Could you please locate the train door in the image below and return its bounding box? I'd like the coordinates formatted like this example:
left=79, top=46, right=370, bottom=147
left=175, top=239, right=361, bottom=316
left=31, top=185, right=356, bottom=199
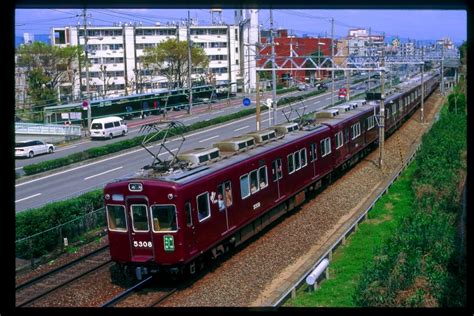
left=217, top=181, right=233, bottom=232
left=271, top=158, right=283, bottom=201
left=309, top=143, right=320, bottom=179
left=182, top=201, right=198, bottom=257
left=126, top=196, right=155, bottom=261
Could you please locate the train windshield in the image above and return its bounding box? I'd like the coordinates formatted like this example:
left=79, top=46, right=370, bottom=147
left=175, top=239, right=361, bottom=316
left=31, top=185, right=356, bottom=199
left=150, top=205, right=177, bottom=232
left=131, top=204, right=150, bottom=232
left=106, top=205, right=127, bottom=232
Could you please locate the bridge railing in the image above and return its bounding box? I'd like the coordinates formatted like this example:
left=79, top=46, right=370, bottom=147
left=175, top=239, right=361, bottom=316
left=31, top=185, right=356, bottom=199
left=15, top=122, right=82, bottom=136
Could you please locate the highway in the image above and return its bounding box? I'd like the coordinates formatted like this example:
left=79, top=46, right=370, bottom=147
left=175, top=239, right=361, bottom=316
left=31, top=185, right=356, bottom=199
left=15, top=78, right=372, bottom=212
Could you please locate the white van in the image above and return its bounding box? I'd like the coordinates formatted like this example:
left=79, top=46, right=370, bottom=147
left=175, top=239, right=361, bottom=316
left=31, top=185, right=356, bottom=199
left=90, top=116, right=128, bottom=139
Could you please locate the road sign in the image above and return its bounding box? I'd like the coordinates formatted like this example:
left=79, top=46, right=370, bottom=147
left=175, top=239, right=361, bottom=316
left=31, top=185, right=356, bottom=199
left=266, top=98, right=273, bottom=108
left=82, top=100, right=89, bottom=110
left=243, top=97, right=251, bottom=106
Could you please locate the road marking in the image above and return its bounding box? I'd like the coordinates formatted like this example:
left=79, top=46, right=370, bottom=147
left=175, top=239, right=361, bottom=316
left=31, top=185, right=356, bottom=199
left=15, top=193, right=41, bottom=203
left=234, top=125, right=249, bottom=132
left=314, top=100, right=321, bottom=104
left=84, top=166, right=123, bottom=180
left=55, top=145, right=77, bottom=152
left=213, top=110, right=224, bottom=114
left=175, top=115, right=185, bottom=118
left=199, top=135, right=219, bottom=143
left=157, top=148, right=178, bottom=156
left=15, top=166, right=23, bottom=171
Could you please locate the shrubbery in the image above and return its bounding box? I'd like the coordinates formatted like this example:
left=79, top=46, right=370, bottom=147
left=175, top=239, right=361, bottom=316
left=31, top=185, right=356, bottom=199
left=354, top=91, right=467, bottom=307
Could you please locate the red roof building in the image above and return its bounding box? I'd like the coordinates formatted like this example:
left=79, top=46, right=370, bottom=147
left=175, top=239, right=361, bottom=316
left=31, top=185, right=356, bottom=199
left=258, top=31, right=333, bottom=84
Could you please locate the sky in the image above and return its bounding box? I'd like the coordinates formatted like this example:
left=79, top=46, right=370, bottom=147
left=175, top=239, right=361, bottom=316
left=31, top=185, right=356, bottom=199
left=15, top=8, right=467, bottom=45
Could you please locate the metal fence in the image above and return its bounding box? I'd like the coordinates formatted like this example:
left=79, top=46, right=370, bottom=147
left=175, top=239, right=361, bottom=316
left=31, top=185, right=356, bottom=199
left=15, top=122, right=82, bottom=136
left=15, top=208, right=106, bottom=271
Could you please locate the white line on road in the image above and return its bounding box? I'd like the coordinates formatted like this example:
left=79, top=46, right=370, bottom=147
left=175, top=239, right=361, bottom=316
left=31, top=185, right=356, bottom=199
left=199, top=135, right=219, bottom=143
left=15, top=193, right=41, bottom=203
left=234, top=125, right=249, bottom=132
left=55, top=145, right=77, bottom=152
left=84, top=166, right=123, bottom=180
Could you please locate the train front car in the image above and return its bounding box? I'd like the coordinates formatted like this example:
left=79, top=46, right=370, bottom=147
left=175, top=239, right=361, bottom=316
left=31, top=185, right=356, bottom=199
left=104, top=178, right=184, bottom=279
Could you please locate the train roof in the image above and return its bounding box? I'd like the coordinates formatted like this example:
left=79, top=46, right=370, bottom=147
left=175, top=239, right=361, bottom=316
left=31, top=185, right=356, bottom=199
left=116, top=71, right=438, bottom=186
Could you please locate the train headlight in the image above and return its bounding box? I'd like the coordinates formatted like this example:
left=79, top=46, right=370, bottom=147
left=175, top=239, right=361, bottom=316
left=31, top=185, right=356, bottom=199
left=167, top=193, right=174, bottom=200
left=104, top=194, right=110, bottom=200
left=129, top=183, right=143, bottom=192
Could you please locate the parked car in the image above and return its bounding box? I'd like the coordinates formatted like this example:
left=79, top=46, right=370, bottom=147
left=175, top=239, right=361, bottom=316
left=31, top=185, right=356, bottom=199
left=15, top=140, right=55, bottom=158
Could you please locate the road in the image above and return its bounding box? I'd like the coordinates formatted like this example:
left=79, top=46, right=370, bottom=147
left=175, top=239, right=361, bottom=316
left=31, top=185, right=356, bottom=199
left=15, top=78, right=372, bottom=212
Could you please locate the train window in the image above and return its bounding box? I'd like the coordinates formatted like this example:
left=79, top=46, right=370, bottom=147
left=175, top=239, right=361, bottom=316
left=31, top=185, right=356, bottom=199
left=300, top=149, right=307, bottom=167
left=106, top=205, right=127, bottom=232
left=309, top=143, right=317, bottom=162
left=335, top=131, right=343, bottom=149
left=218, top=181, right=233, bottom=207
left=258, top=166, right=268, bottom=189
left=351, top=123, right=361, bottom=140
left=294, top=151, right=301, bottom=170
left=344, top=128, right=350, bottom=144
left=250, top=170, right=259, bottom=194
left=240, top=174, right=250, bottom=199
left=287, top=154, right=295, bottom=174
left=185, top=202, right=193, bottom=227
left=367, top=116, right=375, bottom=130
left=272, top=159, right=283, bottom=181
left=392, top=103, right=397, bottom=115
left=151, top=205, right=178, bottom=232
left=320, top=138, right=331, bottom=157
left=131, top=204, right=149, bottom=232
left=196, top=192, right=211, bottom=222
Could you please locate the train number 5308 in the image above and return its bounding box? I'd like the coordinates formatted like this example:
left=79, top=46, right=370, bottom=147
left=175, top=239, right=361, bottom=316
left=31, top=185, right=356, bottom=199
left=133, top=241, right=152, bottom=248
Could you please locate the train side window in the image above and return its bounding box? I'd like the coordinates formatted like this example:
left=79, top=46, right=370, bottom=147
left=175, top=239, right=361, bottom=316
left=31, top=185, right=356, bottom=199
left=287, top=153, right=295, bottom=174
left=185, top=202, right=192, bottom=227
left=218, top=181, right=233, bottom=208
left=294, top=151, right=301, bottom=170
left=131, top=204, right=149, bottom=232
left=258, top=166, right=268, bottom=189
left=249, top=170, right=259, bottom=194
left=335, top=131, right=343, bottom=149
left=151, top=204, right=177, bottom=232
left=309, top=143, right=317, bottom=162
left=320, top=138, right=331, bottom=157
left=240, top=174, right=250, bottom=199
left=300, top=148, right=307, bottom=167
left=106, top=204, right=127, bottom=232
left=344, top=128, right=350, bottom=143
left=272, top=159, right=283, bottom=181
left=196, top=192, right=211, bottom=222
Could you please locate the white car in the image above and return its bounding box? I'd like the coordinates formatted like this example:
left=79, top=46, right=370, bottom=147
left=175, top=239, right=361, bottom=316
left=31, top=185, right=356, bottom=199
left=15, top=140, right=55, bottom=158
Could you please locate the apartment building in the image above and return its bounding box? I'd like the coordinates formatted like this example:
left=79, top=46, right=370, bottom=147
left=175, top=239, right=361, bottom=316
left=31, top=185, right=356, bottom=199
left=51, top=22, right=240, bottom=99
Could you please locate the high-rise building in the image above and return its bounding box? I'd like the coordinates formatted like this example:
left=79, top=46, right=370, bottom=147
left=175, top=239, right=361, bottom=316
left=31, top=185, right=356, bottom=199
left=51, top=21, right=240, bottom=99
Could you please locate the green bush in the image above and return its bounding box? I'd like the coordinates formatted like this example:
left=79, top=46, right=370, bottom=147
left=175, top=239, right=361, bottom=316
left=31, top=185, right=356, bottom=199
left=354, top=92, right=467, bottom=307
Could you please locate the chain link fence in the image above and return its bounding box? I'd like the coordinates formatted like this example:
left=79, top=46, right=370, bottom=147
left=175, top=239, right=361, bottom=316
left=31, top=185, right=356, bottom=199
left=15, top=208, right=106, bottom=272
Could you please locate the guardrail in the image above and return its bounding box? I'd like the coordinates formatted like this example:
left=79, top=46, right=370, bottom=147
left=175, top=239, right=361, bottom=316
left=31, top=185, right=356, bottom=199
left=271, top=139, right=423, bottom=307
left=15, top=122, right=82, bottom=136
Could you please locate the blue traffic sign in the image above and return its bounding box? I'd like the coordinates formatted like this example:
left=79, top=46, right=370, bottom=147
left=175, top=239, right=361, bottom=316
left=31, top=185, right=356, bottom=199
left=243, top=97, right=251, bottom=106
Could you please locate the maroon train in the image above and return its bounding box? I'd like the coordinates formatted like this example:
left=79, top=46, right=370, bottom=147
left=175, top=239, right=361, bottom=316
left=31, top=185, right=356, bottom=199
left=104, top=72, right=440, bottom=279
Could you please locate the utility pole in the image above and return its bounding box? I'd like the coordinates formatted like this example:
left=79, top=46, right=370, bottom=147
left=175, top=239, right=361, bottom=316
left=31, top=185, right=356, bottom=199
left=441, top=43, right=445, bottom=95
left=421, top=46, right=424, bottom=123
left=270, top=9, right=277, bottom=126
left=187, top=10, right=192, bottom=115
left=378, top=49, right=385, bottom=168
left=82, top=8, right=91, bottom=133
left=368, top=27, right=372, bottom=92
left=256, top=71, right=261, bottom=131
left=330, top=18, right=335, bottom=106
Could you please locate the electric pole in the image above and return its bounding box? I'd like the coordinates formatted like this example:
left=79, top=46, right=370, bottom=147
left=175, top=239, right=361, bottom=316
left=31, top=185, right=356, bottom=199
left=82, top=9, right=91, bottom=133
left=441, top=43, right=445, bottom=95
left=330, top=18, right=335, bottom=106
left=256, top=71, right=261, bottom=131
left=187, top=10, right=193, bottom=115
left=368, top=27, right=372, bottom=93
left=378, top=49, right=385, bottom=168
left=270, top=9, right=277, bottom=126
left=421, top=46, right=424, bottom=123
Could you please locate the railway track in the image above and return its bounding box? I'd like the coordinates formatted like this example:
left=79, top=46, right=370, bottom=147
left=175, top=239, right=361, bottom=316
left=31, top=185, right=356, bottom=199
left=102, top=276, right=177, bottom=307
left=16, top=245, right=111, bottom=307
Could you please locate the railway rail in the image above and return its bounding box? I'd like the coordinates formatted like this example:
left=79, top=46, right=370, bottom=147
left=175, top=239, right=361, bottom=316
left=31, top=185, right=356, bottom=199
left=16, top=245, right=111, bottom=307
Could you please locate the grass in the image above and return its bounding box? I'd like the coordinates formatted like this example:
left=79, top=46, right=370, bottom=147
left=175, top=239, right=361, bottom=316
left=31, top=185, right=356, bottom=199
left=285, top=162, right=417, bottom=307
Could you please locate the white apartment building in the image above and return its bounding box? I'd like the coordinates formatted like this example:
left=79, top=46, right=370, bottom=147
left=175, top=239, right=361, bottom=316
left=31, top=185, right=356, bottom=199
left=347, top=28, right=385, bottom=57
left=51, top=22, right=240, bottom=99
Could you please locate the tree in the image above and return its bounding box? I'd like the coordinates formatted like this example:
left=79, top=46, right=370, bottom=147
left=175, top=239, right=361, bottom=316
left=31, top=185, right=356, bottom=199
left=16, top=42, right=84, bottom=110
left=141, top=39, right=209, bottom=91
